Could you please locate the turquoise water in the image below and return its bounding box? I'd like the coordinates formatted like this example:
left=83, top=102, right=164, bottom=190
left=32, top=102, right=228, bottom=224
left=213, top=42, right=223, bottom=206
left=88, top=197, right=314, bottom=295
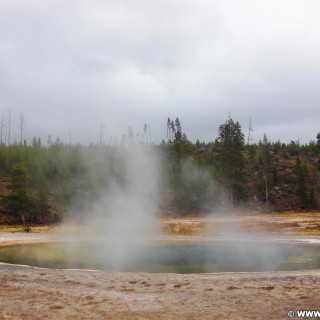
left=1, top=241, right=320, bottom=273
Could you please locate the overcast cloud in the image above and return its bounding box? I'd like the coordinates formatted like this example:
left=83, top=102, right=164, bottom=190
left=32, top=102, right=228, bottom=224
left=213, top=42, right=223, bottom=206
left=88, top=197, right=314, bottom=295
left=0, top=0, right=319, bottom=145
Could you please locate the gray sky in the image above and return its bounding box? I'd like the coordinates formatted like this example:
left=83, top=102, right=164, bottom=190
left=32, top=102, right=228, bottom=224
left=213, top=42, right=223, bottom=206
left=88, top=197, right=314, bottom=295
left=1, top=0, right=320, bottom=145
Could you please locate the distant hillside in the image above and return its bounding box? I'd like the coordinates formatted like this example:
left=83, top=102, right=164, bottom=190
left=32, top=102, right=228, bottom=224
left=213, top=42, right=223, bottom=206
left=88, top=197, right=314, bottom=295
left=0, top=117, right=319, bottom=225
left=245, top=148, right=320, bottom=212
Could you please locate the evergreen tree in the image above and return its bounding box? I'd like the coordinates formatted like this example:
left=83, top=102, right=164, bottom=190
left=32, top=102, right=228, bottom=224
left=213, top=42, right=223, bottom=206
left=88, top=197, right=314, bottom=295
left=1, top=163, right=33, bottom=227
left=172, top=117, right=192, bottom=159
left=47, top=134, right=52, bottom=147
left=216, top=118, right=247, bottom=203
left=127, top=126, right=134, bottom=144
left=173, top=117, right=183, bottom=158
left=167, top=118, right=175, bottom=144
left=32, top=136, right=38, bottom=148
left=316, top=132, right=320, bottom=156
left=263, top=134, right=270, bottom=207
left=35, top=169, right=50, bottom=221
left=166, top=117, right=192, bottom=158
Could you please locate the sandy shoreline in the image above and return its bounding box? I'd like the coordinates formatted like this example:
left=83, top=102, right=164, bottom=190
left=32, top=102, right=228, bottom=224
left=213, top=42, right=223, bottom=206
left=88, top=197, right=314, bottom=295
left=1, top=215, right=320, bottom=319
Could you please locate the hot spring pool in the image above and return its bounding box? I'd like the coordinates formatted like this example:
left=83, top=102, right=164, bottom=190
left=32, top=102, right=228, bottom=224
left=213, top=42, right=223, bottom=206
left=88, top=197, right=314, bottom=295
left=1, top=240, right=320, bottom=273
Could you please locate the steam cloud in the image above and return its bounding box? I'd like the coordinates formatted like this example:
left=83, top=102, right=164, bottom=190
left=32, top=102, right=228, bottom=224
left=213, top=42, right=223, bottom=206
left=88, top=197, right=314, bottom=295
left=64, top=144, right=162, bottom=270
left=57, top=145, right=309, bottom=273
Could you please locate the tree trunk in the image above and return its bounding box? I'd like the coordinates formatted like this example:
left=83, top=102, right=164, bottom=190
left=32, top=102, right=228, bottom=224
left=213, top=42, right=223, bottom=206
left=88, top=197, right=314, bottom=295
left=21, top=212, right=26, bottom=226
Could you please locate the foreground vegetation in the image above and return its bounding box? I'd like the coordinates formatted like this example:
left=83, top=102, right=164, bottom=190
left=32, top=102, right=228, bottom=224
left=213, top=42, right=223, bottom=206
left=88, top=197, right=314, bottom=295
left=0, top=117, right=320, bottom=226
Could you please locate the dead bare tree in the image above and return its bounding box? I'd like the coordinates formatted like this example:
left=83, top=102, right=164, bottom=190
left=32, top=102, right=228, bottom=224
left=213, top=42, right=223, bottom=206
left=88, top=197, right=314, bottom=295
left=20, top=113, right=25, bottom=145
left=8, top=107, right=12, bottom=146
left=0, top=115, right=5, bottom=145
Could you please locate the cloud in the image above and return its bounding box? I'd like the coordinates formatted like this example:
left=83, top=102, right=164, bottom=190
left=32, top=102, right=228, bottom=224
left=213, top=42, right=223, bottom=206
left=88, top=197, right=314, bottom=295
left=0, top=0, right=319, bottom=144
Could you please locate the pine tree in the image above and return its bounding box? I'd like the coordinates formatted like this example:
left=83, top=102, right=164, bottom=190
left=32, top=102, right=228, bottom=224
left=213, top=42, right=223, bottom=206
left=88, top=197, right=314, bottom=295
left=32, top=136, right=38, bottom=148
left=1, top=163, right=33, bottom=228
left=263, top=134, right=270, bottom=207
left=36, top=169, right=50, bottom=221
left=216, top=118, right=246, bottom=203
left=296, top=156, right=310, bottom=208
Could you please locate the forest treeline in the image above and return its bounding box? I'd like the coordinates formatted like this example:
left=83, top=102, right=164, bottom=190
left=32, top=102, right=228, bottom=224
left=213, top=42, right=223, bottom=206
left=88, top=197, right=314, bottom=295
left=1, top=117, right=320, bottom=226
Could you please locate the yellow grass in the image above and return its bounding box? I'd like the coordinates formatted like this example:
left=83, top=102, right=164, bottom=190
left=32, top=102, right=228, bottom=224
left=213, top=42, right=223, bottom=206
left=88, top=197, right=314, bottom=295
left=0, top=224, right=55, bottom=233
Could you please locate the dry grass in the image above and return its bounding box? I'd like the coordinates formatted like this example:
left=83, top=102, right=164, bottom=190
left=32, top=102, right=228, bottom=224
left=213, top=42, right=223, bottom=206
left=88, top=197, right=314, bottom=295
left=293, top=228, right=320, bottom=236
left=162, top=216, right=205, bottom=235
left=1, top=211, right=320, bottom=237
left=242, top=221, right=301, bottom=233
left=0, top=225, right=26, bottom=232
left=0, top=224, right=55, bottom=233
left=164, top=222, right=204, bottom=235
left=0, top=224, right=76, bottom=233
left=268, top=211, right=320, bottom=218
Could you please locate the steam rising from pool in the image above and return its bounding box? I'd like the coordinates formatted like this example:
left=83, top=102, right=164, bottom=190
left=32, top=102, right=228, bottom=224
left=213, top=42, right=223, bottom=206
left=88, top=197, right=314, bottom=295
left=65, top=144, right=162, bottom=270
left=51, top=144, right=320, bottom=273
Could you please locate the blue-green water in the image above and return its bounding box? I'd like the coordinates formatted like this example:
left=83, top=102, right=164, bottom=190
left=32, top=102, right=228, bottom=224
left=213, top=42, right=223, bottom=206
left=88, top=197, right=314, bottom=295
left=1, top=241, right=320, bottom=273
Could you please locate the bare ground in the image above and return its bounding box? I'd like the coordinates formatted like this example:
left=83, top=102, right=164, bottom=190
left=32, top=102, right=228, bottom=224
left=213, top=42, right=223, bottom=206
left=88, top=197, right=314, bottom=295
left=1, top=212, right=320, bottom=320
left=1, top=264, right=320, bottom=320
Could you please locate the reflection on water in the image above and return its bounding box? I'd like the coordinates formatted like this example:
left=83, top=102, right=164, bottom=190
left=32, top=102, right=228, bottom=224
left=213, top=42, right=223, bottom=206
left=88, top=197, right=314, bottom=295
left=1, top=241, right=320, bottom=273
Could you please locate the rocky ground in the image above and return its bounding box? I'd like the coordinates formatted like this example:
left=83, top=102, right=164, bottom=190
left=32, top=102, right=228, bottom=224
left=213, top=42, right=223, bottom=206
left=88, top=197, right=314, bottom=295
left=0, top=212, right=320, bottom=320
